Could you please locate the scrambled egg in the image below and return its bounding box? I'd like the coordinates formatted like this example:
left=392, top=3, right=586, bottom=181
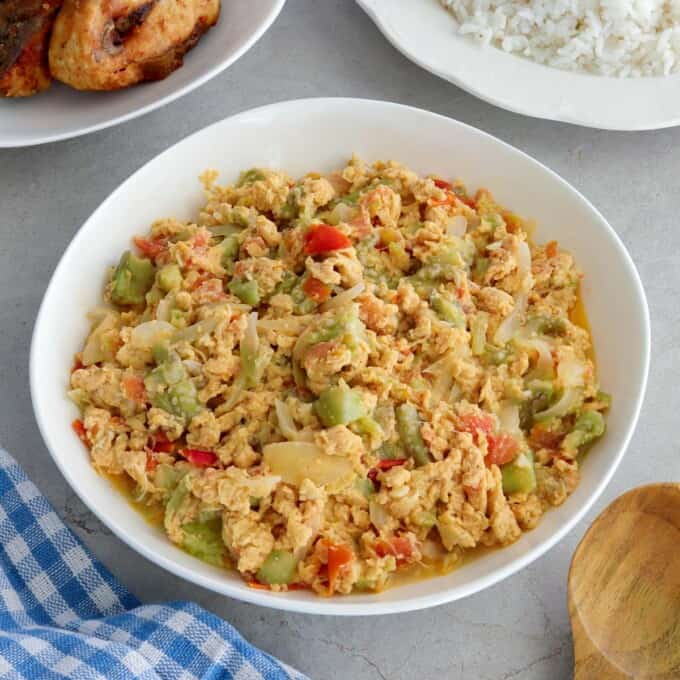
left=69, top=158, right=609, bottom=596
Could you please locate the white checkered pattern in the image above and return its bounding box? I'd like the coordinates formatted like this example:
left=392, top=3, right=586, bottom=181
left=0, top=449, right=307, bottom=680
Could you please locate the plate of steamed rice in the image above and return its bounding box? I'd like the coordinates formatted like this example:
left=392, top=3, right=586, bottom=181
left=357, top=0, right=680, bottom=130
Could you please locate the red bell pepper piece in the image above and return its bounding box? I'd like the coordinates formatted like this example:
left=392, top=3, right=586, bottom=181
left=133, top=236, right=168, bottom=260
left=181, top=449, right=218, bottom=467
left=151, top=431, right=174, bottom=453
left=72, top=420, right=88, bottom=445
left=304, top=225, right=351, bottom=255
left=302, top=276, right=331, bottom=302
left=326, top=542, right=354, bottom=593
left=485, top=433, right=520, bottom=467
left=375, top=536, right=415, bottom=565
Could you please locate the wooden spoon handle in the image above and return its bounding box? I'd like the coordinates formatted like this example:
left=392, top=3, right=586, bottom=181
left=572, top=624, right=629, bottom=680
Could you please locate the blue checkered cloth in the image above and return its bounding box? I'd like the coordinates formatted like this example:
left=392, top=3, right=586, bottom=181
left=0, top=448, right=308, bottom=680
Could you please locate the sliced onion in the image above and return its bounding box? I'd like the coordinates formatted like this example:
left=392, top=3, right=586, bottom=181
left=172, top=317, right=218, bottom=344
left=82, top=313, right=119, bottom=366
left=516, top=240, right=533, bottom=291
left=331, top=202, right=356, bottom=225
left=448, top=384, right=462, bottom=404
left=87, top=306, right=117, bottom=327
left=557, top=353, right=586, bottom=389
left=516, top=240, right=531, bottom=277
left=182, top=359, right=202, bottom=376
left=262, top=441, right=353, bottom=487
left=494, top=293, right=527, bottom=345
left=498, top=402, right=520, bottom=434
left=431, top=371, right=454, bottom=404
left=222, top=378, right=244, bottom=411
left=274, top=401, right=315, bottom=442
left=208, top=224, right=241, bottom=237
left=513, top=452, right=532, bottom=470
left=421, top=538, right=446, bottom=561
left=275, top=399, right=300, bottom=441
left=242, top=311, right=259, bottom=354
left=446, top=215, right=467, bottom=238
left=156, top=294, right=174, bottom=322
left=534, top=388, right=581, bottom=422
left=519, top=337, right=554, bottom=377
left=131, top=320, right=175, bottom=349
left=320, top=282, right=365, bottom=312
left=238, top=474, right=281, bottom=499
left=424, top=352, right=456, bottom=403
left=423, top=350, right=455, bottom=375
left=369, top=500, right=391, bottom=531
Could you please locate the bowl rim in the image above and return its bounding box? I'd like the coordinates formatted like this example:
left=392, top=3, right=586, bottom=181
left=30, top=97, right=651, bottom=615
left=356, top=0, right=680, bottom=131
left=0, top=0, right=286, bottom=148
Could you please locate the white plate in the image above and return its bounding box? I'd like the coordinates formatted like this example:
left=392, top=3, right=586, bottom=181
left=31, top=98, right=649, bottom=615
left=357, top=0, right=680, bottom=131
left=0, top=0, right=285, bottom=148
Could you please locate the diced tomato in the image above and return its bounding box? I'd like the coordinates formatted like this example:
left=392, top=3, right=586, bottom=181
left=304, top=224, right=352, bottom=255
left=429, top=193, right=457, bottom=208
left=302, top=276, right=331, bottom=303
left=152, top=441, right=173, bottom=453
left=181, top=449, right=218, bottom=467
left=151, top=431, right=174, bottom=453
left=133, top=236, right=167, bottom=260
left=326, top=542, right=354, bottom=593
left=459, top=190, right=478, bottom=208
left=188, top=274, right=209, bottom=291
left=367, top=458, right=407, bottom=485
left=486, top=433, right=520, bottom=467
left=502, top=212, right=523, bottom=232
left=375, top=536, right=415, bottom=565
left=433, top=178, right=452, bottom=190
left=146, top=454, right=159, bottom=472
left=377, top=458, right=407, bottom=470
left=546, top=240, right=559, bottom=259
left=530, top=424, right=563, bottom=451
left=192, top=230, right=209, bottom=249
left=459, top=413, right=495, bottom=444
left=122, top=374, right=147, bottom=404
left=72, top=420, right=88, bottom=445
left=71, top=358, right=84, bottom=373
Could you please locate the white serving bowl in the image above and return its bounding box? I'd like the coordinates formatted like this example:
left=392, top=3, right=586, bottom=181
left=357, top=0, right=680, bottom=131
left=0, top=0, right=285, bottom=148
left=31, top=98, right=649, bottom=615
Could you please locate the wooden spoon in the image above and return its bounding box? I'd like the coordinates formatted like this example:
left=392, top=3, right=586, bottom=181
left=568, top=484, right=680, bottom=679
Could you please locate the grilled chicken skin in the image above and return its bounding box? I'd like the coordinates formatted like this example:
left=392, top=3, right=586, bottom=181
left=49, top=0, right=220, bottom=91
left=0, top=0, right=62, bottom=97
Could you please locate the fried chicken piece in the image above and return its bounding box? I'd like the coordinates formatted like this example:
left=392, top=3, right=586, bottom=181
left=0, top=0, right=62, bottom=97
left=49, top=0, right=220, bottom=91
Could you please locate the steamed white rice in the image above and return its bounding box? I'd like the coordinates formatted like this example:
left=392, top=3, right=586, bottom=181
left=439, top=0, right=680, bottom=76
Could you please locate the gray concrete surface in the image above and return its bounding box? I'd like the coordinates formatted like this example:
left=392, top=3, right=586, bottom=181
left=0, top=1, right=677, bottom=678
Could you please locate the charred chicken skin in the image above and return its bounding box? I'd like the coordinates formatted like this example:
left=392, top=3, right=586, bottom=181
left=0, top=0, right=63, bottom=97
left=48, top=0, right=220, bottom=91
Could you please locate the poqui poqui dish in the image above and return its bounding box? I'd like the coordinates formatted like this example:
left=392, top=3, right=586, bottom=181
left=69, top=157, right=610, bottom=595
